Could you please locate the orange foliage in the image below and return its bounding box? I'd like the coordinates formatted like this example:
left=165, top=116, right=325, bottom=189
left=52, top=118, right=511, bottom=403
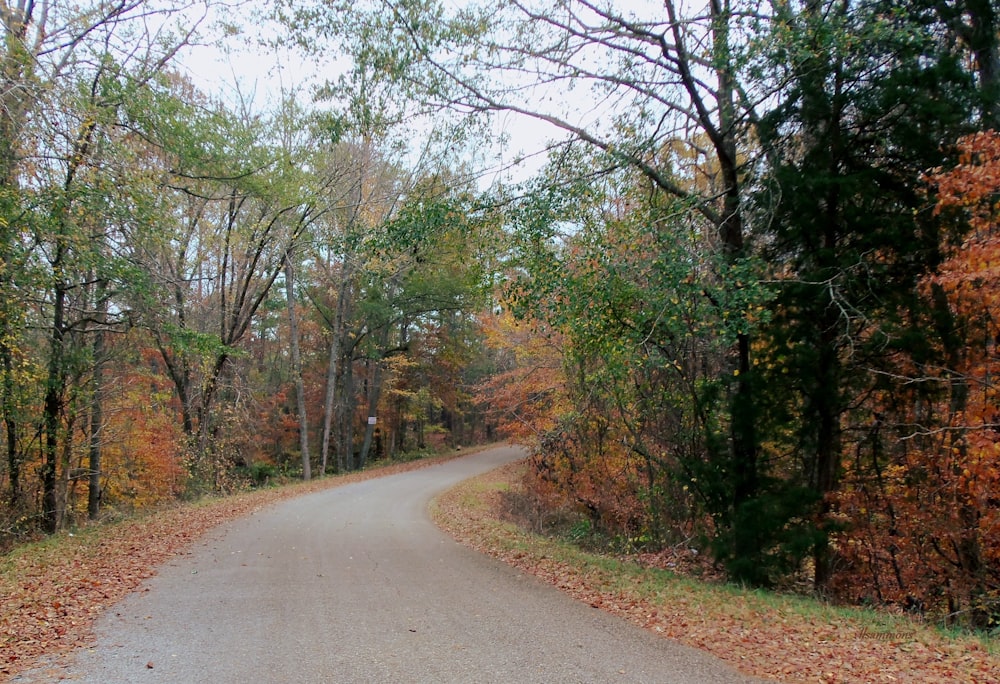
left=932, top=130, right=1000, bottom=234
left=833, top=131, right=1000, bottom=626
left=251, top=388, right=297, bottom=465
left=476, top=308, right=684, bottom=541
left=528, top=418, right=656, bottom=540
left=98, top=347, right=187, bottom=510
left=476, top=310, right=570, bottom=442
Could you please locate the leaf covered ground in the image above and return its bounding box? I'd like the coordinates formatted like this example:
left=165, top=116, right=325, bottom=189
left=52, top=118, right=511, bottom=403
left=0, top=453, right=466, bottom=682
left=430, top=461, right=1000, bottom=684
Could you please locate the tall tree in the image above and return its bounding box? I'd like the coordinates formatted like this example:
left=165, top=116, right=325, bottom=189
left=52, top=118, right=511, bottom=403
left=122, top=79, right=319, bottom=485
left=751, top=0, right=980, bottom=588
left=831, top=131, right=1000, bottom=628
left=0, top=0, right=37, bottom=514
left=283, top=250, right=311, bottom=479
left=282, top=0, right=781, bottom=581
left=353, top=179, right=488, bottom=466
left=1, top=0, right=201, bottom=531
left=281, top=0, right=998, bottom=589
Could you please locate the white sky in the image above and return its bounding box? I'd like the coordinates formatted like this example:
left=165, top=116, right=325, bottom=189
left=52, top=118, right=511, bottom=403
left=173, top=2, right=571, bottom=189
left=177, top=11, right=318, bottom=113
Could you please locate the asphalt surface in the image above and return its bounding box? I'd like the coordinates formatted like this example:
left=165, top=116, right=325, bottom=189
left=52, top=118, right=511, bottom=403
left=22, top=445, right=763, bottom=683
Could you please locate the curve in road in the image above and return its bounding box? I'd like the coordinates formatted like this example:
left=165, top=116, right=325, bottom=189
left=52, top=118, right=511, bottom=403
left=22, top=445, right=764, bottom=683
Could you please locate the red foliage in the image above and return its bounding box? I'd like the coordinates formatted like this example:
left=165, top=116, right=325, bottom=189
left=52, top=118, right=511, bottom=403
left=97, top=345, right=187, bottom=510
left=832, top=132, right=1000, bottom=627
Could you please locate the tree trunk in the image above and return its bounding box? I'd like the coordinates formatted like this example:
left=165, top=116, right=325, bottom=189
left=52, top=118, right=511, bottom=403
left=812, top=318, right=843, bottom=589
left=42, top=280, right=67, bottom=533
left=801, top=0, right=847, bottom=592
left=42, top=110, right=97, bottom=531
left=703, top=0, right=760, bottom=576
left=1, top=0, right=34, bottom=515
left=338, top=350, right=356, bottom=470
left=319, top=334, right=339, bottom=474
left=930, top=282, right=987, bottom=627
left=196, top=353, right=228, bottom=457
left=320, top=258, right=354, bottom=474
left=88, top=286, right=108, bottom=519
left=2, top=346, right=18, bottom=510
left=284, top=254, right=311, bottom=480
left=57, top=402, right=77, bottom=530
left=358, top=357, right=384, bottom=468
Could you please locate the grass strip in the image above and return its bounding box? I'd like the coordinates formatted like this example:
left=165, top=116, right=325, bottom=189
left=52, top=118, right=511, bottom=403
left=430, top=461, right=1000, bottom=684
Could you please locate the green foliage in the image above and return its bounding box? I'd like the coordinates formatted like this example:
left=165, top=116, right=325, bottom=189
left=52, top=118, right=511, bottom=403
left=749, top=0, right=982, bottom=589
left=712, top=482, right=824, bottom=587
left=240, top=461, right=279, bottom=487
left=1, top=0, right=993, bottom=634
left=500, top=147, right=782, bottom=567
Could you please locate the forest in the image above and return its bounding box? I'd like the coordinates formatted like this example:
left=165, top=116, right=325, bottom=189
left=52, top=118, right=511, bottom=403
left=1, top=0, right=999, bottom=632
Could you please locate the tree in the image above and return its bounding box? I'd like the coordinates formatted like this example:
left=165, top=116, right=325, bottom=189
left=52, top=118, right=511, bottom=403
left=274, top=97, right=334, bottom=482
left=353, top=179, right=488, bottom=465
left=121, top=78, right=319, bottom=487
left=830, top=131, right=1000, bottom=629
left=1, top=0, right=201, bottom=531
left=0, top=0, right=501, bottom=539
left=305, top=135, right=401, bottom=474
left=748, top=0, right=983, bottom=588
left=282, top=0, right=1000, bottom=591
left=493, top=145, right=770, bottom=550
left=282, top=0, right=784, bottom=582
left=0, top=0, right=39, bottom=514
left=283, top=250, right=311, bottom=480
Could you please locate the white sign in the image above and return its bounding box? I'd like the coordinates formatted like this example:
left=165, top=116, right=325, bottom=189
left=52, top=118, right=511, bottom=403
left=367, top=416, right=377, bottom=425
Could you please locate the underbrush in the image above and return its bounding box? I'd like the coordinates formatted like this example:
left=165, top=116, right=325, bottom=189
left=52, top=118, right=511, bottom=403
left=495, top=469, right=725, bottom=580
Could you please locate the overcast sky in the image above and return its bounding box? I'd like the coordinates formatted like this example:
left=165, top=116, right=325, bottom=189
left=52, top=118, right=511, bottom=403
left=174, top=2, right=562, bottom=189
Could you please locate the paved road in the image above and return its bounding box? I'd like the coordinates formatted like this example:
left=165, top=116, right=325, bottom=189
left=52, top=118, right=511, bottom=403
left=26, top=445, right=762, bottom=683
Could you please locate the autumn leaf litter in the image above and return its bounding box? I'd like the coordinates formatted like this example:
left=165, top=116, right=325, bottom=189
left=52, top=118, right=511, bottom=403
left=4, top=453, right=997, bottom=683
left=430, top=461, right=1000, bottom=684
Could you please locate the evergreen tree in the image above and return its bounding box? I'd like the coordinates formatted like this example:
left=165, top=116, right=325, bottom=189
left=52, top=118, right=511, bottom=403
left=753, top=0, right=979, bottom=588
